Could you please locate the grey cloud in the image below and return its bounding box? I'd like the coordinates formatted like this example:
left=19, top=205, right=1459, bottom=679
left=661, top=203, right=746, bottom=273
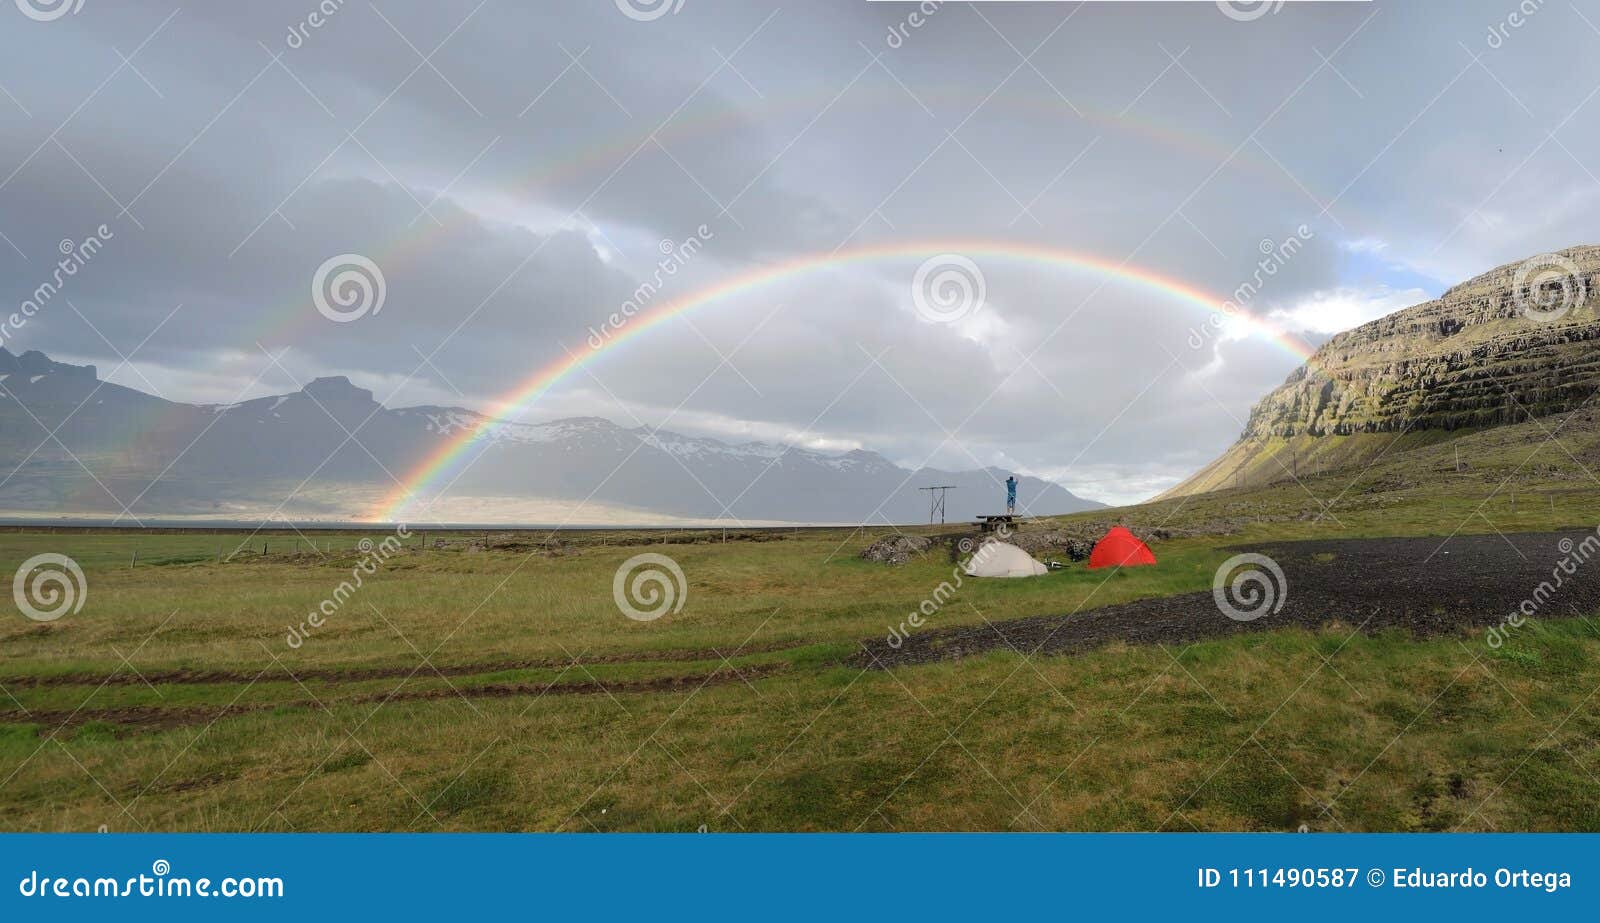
left=1, top=0, right=1589, bottom=504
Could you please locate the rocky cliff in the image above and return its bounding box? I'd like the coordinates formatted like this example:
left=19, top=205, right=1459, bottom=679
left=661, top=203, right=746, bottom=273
left=1164, top=245, right=1600, bottom=498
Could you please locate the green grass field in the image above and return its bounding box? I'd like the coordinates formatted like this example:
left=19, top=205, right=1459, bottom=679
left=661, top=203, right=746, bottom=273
left=4, top=410, right=1600, bottom=831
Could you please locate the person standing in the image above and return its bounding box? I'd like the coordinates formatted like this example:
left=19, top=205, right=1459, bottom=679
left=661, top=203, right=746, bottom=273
left=1005, top=475, right=1017, bottom=515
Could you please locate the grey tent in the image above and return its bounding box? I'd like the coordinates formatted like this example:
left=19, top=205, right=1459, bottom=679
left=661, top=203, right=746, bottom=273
left=963, top=541, right=1048, bottom=578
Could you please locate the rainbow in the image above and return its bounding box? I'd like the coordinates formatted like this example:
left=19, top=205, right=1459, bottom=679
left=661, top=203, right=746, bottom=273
left=371, top=241, right=1316, bottom=522
left=256, top=88, right=1356, bottom=352
left=505, top=90, right=1298, bottom=210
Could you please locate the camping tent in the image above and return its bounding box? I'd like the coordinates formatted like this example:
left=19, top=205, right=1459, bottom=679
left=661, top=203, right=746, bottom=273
left=1087, top=526, right=1157, bottom=569
left=963, top=541, right=1048, bottom=578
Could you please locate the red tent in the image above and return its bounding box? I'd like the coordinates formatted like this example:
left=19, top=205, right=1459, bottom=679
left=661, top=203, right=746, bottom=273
left=1087, top=526, right=1157, bottom=569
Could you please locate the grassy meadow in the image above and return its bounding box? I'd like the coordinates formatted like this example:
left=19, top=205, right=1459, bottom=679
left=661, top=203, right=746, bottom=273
left=3, top=409, right=1600, bottom=831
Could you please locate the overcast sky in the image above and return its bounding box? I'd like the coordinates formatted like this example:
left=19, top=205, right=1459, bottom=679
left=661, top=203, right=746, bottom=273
left=2, top=0, right=1596, bottom=505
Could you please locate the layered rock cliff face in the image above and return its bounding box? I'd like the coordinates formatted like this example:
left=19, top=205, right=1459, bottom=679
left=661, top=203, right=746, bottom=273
left=1165, top=245, right=1600, bottom=498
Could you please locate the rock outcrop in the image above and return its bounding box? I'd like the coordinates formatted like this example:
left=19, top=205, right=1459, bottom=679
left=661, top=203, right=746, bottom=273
left=1165, top=245, right=1600, bottom=498
left=859, top=534, right=932, bottom=565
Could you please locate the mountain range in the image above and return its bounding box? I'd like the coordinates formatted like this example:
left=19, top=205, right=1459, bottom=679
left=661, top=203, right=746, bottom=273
left=0, top=348, right=1102, bottom=524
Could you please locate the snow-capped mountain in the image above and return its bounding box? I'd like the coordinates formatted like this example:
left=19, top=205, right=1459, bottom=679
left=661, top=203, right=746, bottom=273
left=0, top=348, right=1103, bottom=523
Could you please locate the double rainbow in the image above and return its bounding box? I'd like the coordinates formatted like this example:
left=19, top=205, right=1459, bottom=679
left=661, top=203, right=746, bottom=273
left=371, top=241, right=1315, bottom=522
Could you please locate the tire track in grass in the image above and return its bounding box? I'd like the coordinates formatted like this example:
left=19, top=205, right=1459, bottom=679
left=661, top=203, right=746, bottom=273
left=1, top=663, right=791, bottom=734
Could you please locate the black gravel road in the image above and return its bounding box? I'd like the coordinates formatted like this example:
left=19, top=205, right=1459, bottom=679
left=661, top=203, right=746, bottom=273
left=854, top=530, right=1600, bottom=669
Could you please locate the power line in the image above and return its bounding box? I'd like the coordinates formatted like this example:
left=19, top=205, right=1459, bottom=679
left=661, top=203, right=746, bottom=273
left=917, top=485, right=958, bottom=524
